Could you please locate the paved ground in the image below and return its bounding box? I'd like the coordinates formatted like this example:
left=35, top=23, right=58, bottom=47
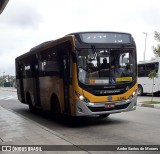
left=0, top=106, right=88, bottom=154
left=0, top=88, right=89, bottom=153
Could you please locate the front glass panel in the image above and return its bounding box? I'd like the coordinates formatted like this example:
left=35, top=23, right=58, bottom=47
left=77, top=48, right=136, bottom=85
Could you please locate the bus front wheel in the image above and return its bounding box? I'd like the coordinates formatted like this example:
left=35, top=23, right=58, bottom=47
left=99, top=114, right=110, bottom=118
left=138, top=85, right=143, bottom=96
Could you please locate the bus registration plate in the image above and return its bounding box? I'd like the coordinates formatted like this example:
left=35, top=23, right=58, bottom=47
left=105, top=104, right=115, bottom=108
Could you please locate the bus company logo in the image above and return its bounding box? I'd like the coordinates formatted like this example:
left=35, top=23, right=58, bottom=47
left=106, top=90, right=120, bottom=94
left=2, top=146, right=12, bottom=151
left=104, top=86, right=115, bottom=89
left=108, top=96, right=112, bottom=101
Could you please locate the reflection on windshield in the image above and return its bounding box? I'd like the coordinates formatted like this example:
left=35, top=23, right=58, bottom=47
left=77, top=48, right=136, bottom=85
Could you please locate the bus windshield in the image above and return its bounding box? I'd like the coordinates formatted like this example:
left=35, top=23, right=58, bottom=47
left=77, top=48, right=136, bottom=85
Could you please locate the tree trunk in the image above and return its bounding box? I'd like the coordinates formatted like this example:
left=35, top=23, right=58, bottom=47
left=151, top=78, right=154, bottom=102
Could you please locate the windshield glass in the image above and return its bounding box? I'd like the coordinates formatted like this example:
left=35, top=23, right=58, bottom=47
left=77, top=48, right=136, bottom=85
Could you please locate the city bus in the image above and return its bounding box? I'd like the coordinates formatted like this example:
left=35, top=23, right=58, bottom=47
left=16, top=32, right=137, bottom=117
left=138, top=58, right=160, bottom=96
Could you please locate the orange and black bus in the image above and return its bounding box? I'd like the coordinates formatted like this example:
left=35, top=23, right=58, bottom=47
left=16, top=32, right=137, bottom=117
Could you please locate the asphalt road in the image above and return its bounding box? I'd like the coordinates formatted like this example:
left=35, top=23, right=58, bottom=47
left=0, top=90, right=160, bottom=154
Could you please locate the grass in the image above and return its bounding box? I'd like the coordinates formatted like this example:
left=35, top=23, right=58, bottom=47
left=141, top=101, right=160, bottom=104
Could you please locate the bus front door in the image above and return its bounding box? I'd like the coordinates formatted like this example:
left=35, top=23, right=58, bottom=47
left=63, top=52, right=71, bottom=114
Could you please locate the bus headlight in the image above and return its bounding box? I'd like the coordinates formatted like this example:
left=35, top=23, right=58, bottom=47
left=132, top=88, right=138, bottom=97
left=128, top=89, right=137, bottom=101
left=75, top=91, right=89, bottom=102
left=79, top=95, right=85, bottom=101
left=79, top=95, right=89, bottom=102
left=132, top=91, right=136, bottom=97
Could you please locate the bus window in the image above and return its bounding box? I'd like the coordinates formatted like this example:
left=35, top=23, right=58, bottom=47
left=39, top=48, right=59, bottom=75
left=146, top=63, right=159, bottom=75
left=138, top=65, right=146, bottom=77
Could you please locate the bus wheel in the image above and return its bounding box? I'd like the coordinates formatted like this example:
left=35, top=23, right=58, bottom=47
left=27, top=94, right=36, bottom=112
left=51, top=96, right=60, bottom=117
left=138, top=85, right=143, bottom=96
left=99, top=114, right=110, bottom=118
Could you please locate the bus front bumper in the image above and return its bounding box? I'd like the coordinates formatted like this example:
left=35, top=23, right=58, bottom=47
left=75, top=96, right=137, bottom=116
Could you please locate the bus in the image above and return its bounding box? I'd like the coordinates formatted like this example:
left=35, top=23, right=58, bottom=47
left=138, top=58, right=160, bottom=96
left=16, top=32, right=137, bottom=117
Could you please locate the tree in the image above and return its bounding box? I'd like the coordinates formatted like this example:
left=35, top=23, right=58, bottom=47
left=153, top=31, right=160, bottom=57
left=148, top=70, right=158, bottom=101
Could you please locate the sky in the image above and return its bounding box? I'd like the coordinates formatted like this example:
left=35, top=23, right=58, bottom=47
left=0, top=0, right=160, bottom=76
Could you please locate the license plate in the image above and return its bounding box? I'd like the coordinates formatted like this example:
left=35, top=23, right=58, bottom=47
left=105, top=104, right=115, bottom=108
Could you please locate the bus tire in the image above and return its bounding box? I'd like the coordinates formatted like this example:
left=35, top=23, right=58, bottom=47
left=99, top=114, right=110, bottom=118
left=27, top=93, right=36, bottom=112
left=138, top=84, right=143, bottom=96
left=51, top=95, right=61, bottom=117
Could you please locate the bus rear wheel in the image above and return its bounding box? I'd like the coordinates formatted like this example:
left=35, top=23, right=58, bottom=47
left=51, top=96, right=61, bottom=117
left=27, top=94, right=36, bottom=112
left=138, top=85, right=143, bottom=96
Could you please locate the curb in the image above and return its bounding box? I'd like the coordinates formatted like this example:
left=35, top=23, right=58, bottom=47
left=137, top=103, right=160, bottom=109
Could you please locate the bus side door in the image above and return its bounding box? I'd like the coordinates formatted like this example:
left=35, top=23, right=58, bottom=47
left=59, top=42, right=72, bottom=114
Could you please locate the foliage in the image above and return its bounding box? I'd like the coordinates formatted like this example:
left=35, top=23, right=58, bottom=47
left=154, top=31, right=160, bottom=42
left=148, top=70, right=158, bottom=101
left=148, top=70, right=158, bottom=79
left=153, top=31, right=160, bottom=57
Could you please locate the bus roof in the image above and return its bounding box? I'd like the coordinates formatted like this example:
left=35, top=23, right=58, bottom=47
left=16, top=35, right=74, bottom=61
left=16, top=31, right=135, bottom=61
left=68, top=31, right=132, bottom=35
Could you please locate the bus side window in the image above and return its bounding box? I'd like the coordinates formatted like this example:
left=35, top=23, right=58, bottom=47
left=39, top=48, right=59, bottom=75
left=155, top=63, right=159, bottom=73
left=138, top=65, right=145, bottom=77
left=145, top=63, right=158, bottom=76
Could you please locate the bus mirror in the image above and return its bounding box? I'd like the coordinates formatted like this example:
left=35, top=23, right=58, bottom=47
left=72, top=52, right=77, bottom=63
